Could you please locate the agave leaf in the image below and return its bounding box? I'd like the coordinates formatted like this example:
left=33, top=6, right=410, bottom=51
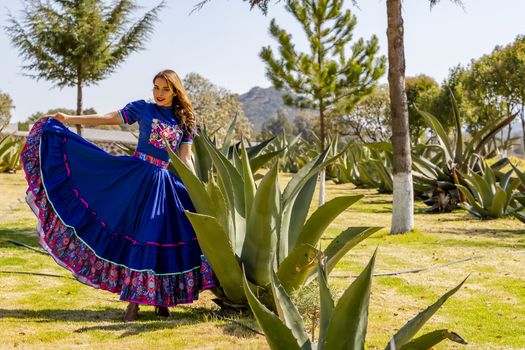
left=397, top=329, right=467, bottom=350
left=512, top=211, right=525, bottom=223
left=317, top=255, right=334, bottom=350
left=324, top=226, right=382, bottom=274
left=270, top=269, right=311, bottom=347
left=240, top=141, right=256, bottom=222
left=323, top=250, right=377, bottom=350
left=511, top=163, right=525, bottom=186
left=280, top=147, right=346, bottom=260
left=286, top=174, right=318, bottom=258
left=417, top=107, right=454, bottom=164
left=279, top=148, right=329, bottom=261
left=449, top=91, right=464, bottom=165
left=200, top=134, right=246, bottom=218
left=386, top=276, right=468, bottom=349
left=468, top=172, right=492, bottom=209
left=246, top=136, right=276, bottom=158
left=499, top=168, right=513, bottom=190
left=242, top=163, right=280, bottom=286
left=221, top=113, right=238, bottom=156
left=483, top=165, right=497, bottom=193
left=192, top=134, right=212, bottom=182
left=489, top=185, right=507, bottom=218
left=505, top=178, right=521, bottom=209
left=164, top=138, right=213, bottom=215
left=206, top=177, right=231, bottom=240
left=277, top=244, right=319, bottom=294
left=464, top=113, right=517, bottom=163
left=293, top=195, right=363, bottom=250
left=282, top=148, right=331, bottom=205
left=241, top=268, right=306, bottom=350
left=490, top=157, right=510, bottom=172
left=370, top=159, right=393, bottom=192
left=456, top=184, right=488, bottom=218
left=231, top=145, right=243, bottom=174
left=185, top=212, right=245, bottom=303
left=411, top=155, right=439, bottom=180
left=250, top=149, right=285, bottom=173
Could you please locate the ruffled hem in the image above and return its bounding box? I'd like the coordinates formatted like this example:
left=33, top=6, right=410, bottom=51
left=21, top=118, right=215, bottom=307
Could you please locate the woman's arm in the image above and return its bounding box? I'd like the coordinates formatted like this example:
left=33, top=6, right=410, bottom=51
left=45, top=111, right=122, bottom=126
left=177, top=143, right=196, bottom=175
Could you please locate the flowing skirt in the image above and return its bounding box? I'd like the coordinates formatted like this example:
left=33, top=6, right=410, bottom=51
left=21, top=117, right=215, bottom=307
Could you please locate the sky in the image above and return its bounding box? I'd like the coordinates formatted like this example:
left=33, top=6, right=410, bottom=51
left=0, top=0, right=524, bottom=123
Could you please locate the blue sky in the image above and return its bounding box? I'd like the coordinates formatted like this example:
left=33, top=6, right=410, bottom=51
left=1, top=0, right=524, bottom=122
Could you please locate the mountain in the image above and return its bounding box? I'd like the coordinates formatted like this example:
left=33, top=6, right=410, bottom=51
left=237, top=86, right=297, bottom=131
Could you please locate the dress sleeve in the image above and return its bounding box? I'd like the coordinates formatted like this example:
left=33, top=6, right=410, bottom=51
left=118, top=100, right=147, bottom=125
left=181, top=125, right=195, bottom=145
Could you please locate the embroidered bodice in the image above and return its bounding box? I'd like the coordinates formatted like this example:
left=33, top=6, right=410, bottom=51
left=118, top=100, right=193, bottom=162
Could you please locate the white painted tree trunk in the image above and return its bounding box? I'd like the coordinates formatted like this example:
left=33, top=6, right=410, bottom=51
left=391, top=172, right=414, bottom=234
left=318, top=168, right=326, bottom=207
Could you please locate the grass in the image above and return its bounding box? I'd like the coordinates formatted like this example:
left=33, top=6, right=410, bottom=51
left=1, top=171, right=525, bottom=349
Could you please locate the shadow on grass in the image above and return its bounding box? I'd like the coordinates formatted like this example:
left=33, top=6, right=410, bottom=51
left=436, top=227, right=525, bottom=240
left=0, top=306, right=221, bottom=337
left=216, top=317, right=260, bottom=339
left=0, top=228, right=38, bottom=248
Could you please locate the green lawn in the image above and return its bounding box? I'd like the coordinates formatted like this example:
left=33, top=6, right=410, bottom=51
left=1, top=172, right=524, bottom=349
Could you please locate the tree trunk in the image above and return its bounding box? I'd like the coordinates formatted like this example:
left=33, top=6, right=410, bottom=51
left=520, top=105, right=525, bottom=154
left=318, top=99, right=326, bottom=207
left=386, top=0, right=413, bottom=234
left=76, top=67, right=83, bottom=136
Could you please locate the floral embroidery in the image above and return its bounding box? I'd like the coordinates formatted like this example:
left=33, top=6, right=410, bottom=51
left=148, top=118, right=182, bottom=152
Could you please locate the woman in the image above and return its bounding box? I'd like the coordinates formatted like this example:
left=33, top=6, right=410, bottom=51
left=21, top=69, right=215, bottom=322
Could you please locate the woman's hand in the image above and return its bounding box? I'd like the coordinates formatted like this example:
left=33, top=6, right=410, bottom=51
left=46, top=112, right=69, bottom=124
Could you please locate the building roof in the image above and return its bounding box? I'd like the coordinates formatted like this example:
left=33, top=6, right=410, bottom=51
left=3, top=123, right=138, bottom=144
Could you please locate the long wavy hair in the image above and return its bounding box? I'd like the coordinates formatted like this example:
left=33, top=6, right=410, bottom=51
left=153, top=69, right=196, bottom=133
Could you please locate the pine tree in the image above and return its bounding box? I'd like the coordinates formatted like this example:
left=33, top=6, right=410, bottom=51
left=5, top=0, right=164, bottom=135
left=260, top=0, right=385, bottom=205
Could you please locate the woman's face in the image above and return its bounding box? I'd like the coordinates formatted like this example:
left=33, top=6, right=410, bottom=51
left=153, top=77, right=176, bottom=107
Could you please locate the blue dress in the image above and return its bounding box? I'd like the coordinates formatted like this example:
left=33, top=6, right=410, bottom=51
left=21, top=100, right=215, bottom=307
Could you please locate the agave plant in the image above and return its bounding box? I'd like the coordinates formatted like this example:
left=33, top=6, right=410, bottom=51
left=0, top=125, right=23, bottom=173
left=244, top=252, right=468, bottom=350
left=415, top=92, right=516, bottom=212
left=504, top=164, right=525, bottom=223
left=166, top=133, right=380, bottom=309
left=456, top=162, right=521, bottom=219
left=265, top=131, right=318, bottom=173
left=192, top=116, right=283, bottom=181
left=332, top=141, right=365, bottom=186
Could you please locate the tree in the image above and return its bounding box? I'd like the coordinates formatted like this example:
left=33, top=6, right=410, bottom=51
left=386, top=0, right=413, bottom=234
left=0, top=91, right=15, bottom=126
left=260, top=110, right=296, bottom=139
left=260, top=0, right=385, bottom=205
left=386, top=0, right=463, bottom=234
left=5, top=0, right=164, bottom=136
left=339, top=84, right=391, bottom=142
left=499, top=36, right=525, bottom=152
left=27, top=107, right=97, bottom=124
left=405, top=74, right=439, bottom=144
left=184, top=72, right=254, bottom=142
left=429, top=65, right=468, bottom=133
left=293, top=110, right=317, bottom=142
